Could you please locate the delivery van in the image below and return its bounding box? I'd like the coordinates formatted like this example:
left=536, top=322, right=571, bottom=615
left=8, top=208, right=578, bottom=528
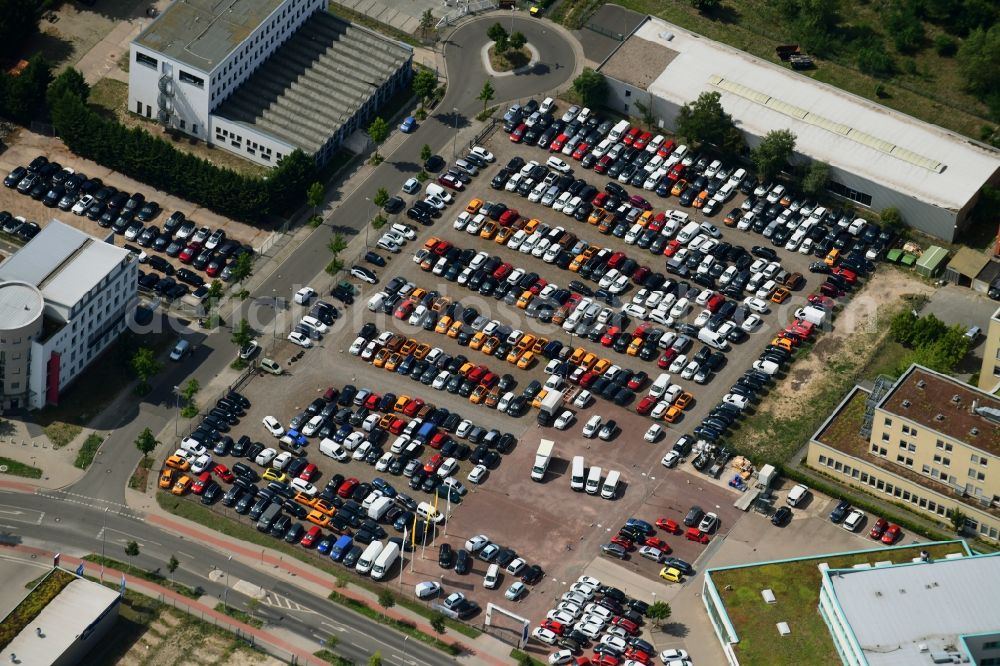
left=677, top=221, right=701, bottom=244
left=371, top=541, right=400, bottom=580
left=356, top=540, right=385, bottom=575
left=787, top=484, right=810, bottom=507
left=608, top=119, right=630, bottom=142
left=585, top=466, right=602, bottom=495
left=601, top=470, right=621, bottom=499
left=570, top=456, right=586, bottom=491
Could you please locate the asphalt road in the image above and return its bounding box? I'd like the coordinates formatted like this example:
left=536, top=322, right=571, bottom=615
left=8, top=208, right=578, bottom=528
left=0, top=490, right=447, bottom=666
left=67, top=14, right=578, bottom=510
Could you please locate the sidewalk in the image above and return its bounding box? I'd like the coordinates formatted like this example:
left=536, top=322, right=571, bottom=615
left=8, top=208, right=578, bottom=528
left=0, top=422, right=96, bottom=490
left=126, top=488, right=516, bottom=665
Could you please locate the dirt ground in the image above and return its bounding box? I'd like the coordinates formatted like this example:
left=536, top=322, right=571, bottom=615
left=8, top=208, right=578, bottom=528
left=116, top=607, right=282, bottom=666
left=22, top=0, right=150, bottom=71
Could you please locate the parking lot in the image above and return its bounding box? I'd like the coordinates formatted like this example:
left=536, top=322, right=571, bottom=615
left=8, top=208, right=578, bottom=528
left=159, top=94, right=887, bottom=661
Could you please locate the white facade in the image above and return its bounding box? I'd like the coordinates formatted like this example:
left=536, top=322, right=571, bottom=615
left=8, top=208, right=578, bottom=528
left=0, top=222, right=137, bottom=411
left=598, top=17, right=1000, bottom=242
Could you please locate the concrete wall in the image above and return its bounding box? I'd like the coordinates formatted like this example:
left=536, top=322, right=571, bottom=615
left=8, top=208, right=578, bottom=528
left=51, top=595, right=120, bottom=666
left=209, top=115, right=297, bottom=167
left=128, top=45, right=212, bottom=138
left=978, top=308, right=1000, bottom=391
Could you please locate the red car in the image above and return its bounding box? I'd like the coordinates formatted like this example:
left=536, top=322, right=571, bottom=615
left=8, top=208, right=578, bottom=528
left=807, top=293, right=836, bottom=310
left=601, top=326, right=621, bottom=347
left=607, top=251, right=626, bottom=269
left=656, top=518, right=680, bottom=533
left=666, top=162, right=684, bottom=181
left=610, top=534, right=633, bottom=550
left=429, top=433, right=449, bottom=449
left=644, top=536, right=671, bottom=553
left=633, top=131, right=652, bottom=150
left=529, top=278, right=548, bottom=295
left=423, top=454, right=443, bottom=474
left=206, top=260, right=223, bottom=277
left=833, top=267, right=857, bottom=284
left=594, top=155, right=613, bottom=174
left=499, top=209, right=520, bottom=227
left=493, top=262, right=513, bottom=280
left=869, top=517, right=889, bottom=540
left=540, top=619, right=566, bottom=635
left=596, top=653, right=620, bottom=666
left=657, top=349, right=677, bottom=368
left=647, top=213, right=666, bottom=232
left=337, top=477, right=359, bottom=498
left=881, top=524, right=902, bottom=544
left=627, top=371, right=648, bottom=391
left=212, top=464, right=234, bottom=483
left=364, top=393, right=380, bottom=410
left=403, top=398, right=425, bottom=417
left=467, top=365, right=488, bottom=383
left=179, top=242, right=201, bottom=264
left=432, top=240, right=452, bottom=256
left=592, top=192, right=608, bottom=208
left=437, top=173, right=464, bottom=190
left=663, top=239, right=682, bottom=257
left=479, top=371, right=498, bottom=387
left=657, top=139, right=677, bottom=158
left=579, top=372, right=599, bottom=388
left=572, top=142, right=590, bottom=160
left=550, top=133, right=568, bottom=152
left=622, top=127, right=641, bottom=146
left=298, top=463, right=318, bottom=482
left=301, top=525, right=322, bottom=547
left=509, top=122, right=527, bottom=142
left=706, top=294, right=726, bottom=313
left=388, top=418, right=406, bottom=435
left=632, top=266, right=651, bottom=284
left=636, top=396, right=657, bottom=415
left=612, top=617, right=640, bottom=635
left=624, top=646, right=650, bottom=663
left=394, top=301, right=414, bottom=320
left=191, top=471, right=212, bottom=494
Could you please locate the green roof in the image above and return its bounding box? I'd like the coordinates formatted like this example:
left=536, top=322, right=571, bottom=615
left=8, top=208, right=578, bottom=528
left=135, top=0, right=286, bottom=72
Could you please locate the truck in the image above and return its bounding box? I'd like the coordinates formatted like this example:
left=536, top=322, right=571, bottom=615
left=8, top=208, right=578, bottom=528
left=538, top=389, right=564, bottom=416
left=531, top=439, right=555, bottom=482
left=795, top=306, right=828, bottom=327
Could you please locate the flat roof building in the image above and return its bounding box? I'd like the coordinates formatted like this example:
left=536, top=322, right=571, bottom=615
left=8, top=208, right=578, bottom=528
left=128, top=0, right=412, bottom=166
left=0, top=221, right=137, bottom=411
left=598, top=16, right=1000, bottom=241
left=807, top=364, right=1000, bottom=543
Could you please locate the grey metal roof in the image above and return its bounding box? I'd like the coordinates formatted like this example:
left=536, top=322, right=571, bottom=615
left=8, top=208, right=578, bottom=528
left=0, top=221, right=129, bottom=310
left=828, top=552, right=1000, bottom=666
left=0, top=281, right=44, bottom=329
left=135, top=0, right=286, bottom=72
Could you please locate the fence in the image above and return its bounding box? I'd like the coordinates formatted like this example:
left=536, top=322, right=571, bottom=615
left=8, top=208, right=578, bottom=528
left=469, top=118, right=501, bottom=151
left=436, top=0, right=498, bottom=28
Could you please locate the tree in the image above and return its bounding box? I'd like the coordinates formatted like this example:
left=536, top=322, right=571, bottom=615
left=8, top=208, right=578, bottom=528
left=134, top=427, right=157, bottom=459
left=572, top=68, right=608, bottom=108
left=420, top=144, right=433, bottom=163
left=181, top=378, right=200, bottom=403
left=886, top=1, right=925, bottom=53
left=430, top=613, right=447, bottom=634
left=0, top=0, right=42, bottom=61
left=367, top=116, right=389, bottom=162
left=167, top=555, right=179, bottom=580
left=373, top=187, right=389, bottom=209
left=47, top=68, right=90, bottom=111
left=751, top=129, right=796, bottom=182
left=958, top=25, right=1000, bottom=108
left=377, top=589, right=395, bottom=613
left=419, top=9, right=435, bottom=37
left=231, top=318, right=253, bottom=352
left=801, top=160, right=830, bottom=196
left=1, top=54, right=52, bottom=124
left=478, top=79, right=495, bottom=112
left=487, top=22, right=509, bottom=53
left=412, top=68, right=437, bottom=111
left=880, top=207, right=906, bottom=233
left=648, top=601, right=672, bottom=626
left=792, top=0, right=841, bottom=56
left=124, top=540, right=140, bottom=571
left=690, top=0, right=721, bottom=12
left=857, top=43, right=896, bottom=77
left=508, top=31, right=527, bottom=52
left=368, top=653, right=383, bottom=666
left=306, top=181, right=324, bottom=221
left=949, top=507, right=968, bottom=534
left=674, top=91, right=745, bottom=157
left=327, top=234, right=348, bottom=256
left=229, top=252, right=253, bottom=286
left=890, top=310, right=918, bottom=345
left=130, top=347, right=162, bottom=394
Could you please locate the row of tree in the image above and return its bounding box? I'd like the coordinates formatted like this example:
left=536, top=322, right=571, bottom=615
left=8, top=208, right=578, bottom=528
left=889, top=311, right=971, bottom=374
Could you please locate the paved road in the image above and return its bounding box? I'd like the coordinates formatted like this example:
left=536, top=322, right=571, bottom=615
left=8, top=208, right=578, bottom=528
left=66, top=15, right=578, bottom=510
left=0, top=490, right=447, bottom=666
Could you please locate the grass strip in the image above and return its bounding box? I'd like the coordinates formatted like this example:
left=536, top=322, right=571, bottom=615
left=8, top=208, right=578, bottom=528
left=0, top=456, right=42, bottom=479
left=314, top=649, right=355, bottom=665
left=396, top=597, right=480, bottom=638
left=44, top=422, right=82, bottom=448
left=74, top=433, right=104, bottom=469
left=82, top=554, right=200, bottom=598
left=511, top=648, right=546, bottom=665
left=0, top=569, right=75, bottom=650
left=214, top=602, right=263, bottom=628
left=327, top=591, right=462, bottom=656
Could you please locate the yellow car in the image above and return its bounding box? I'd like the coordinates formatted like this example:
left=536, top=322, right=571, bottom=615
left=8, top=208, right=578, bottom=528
left=447, top=320, right=463, bottom=338
left=523, top=218, right=541, bottom=233
left=664, top=405, right=683, bottom=423
left=771, top=287, right=791, bottom=303
left=569, top=254, right=587, bottom=272
left=692, top=190, right=709, bottom=209
left=531, top=389, right=549, bottom=409
left=294, top=491, right=318, bottom=507
left=675, top=392, right=694, bottom=410
left=159, top=467, right=176, bottom=489
left=517, top=351, right=536, bottom=369
left=480, top=221, right=498, bottom=239
left=516, top=291, right=533, bottom=309
left=588, top=208, right=606, bottom=225
left=482, top=336, right=500, bottom=355
left=659, top=567, right=683, bottom=583
left=394, top=395, right=411, bottom=412
left=373, top=348, right=390, bottom=368
left=569, top=348, right=586, bottom=365
left=410, top=287, right=427, bottom=302
left=532, top=337, right=549, bottom=354
left=385, top=353, right=401, bottom=371
left=627, top=337, right=643, bottom=356
left=459, top=362, right=475, bottom=377
left=470, top=332, right=487, bottom=350
left=435, top=315, right=452, bottom=334
left=306, top=509, right=331, bottom=527
left=638, top=210, right=654, bottom=227
left=506, top=347, right=522, bottom=364
left=465, top=198, right=483, bottom=214
left=263, top=468, right=289, bottom=483
left=165, top=454, right=191, bottom=472
left=400, top=339, right=417, bottom=355
left=580, top=352, right=598, bottom=370
left=495, top=227, right=514, bottom=244
left=592, top=358, right=611, bottom=375
left=671, top=179, right=688, bottom=197
left=469, top=385, right=488, bottom=404
left=171, top=475, right=192, bottom=495
left=413, top=343, right=431, bottom=360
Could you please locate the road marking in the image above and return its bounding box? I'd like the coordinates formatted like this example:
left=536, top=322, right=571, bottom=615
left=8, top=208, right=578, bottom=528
left=0, top=504, right=44, bottom=525
left=37, top=490, right=143, bottom=521
left=96, top=527, right=161, bottom=547
left=320, top=621, right=347, bottom=633
left=177, top=551, right=195, bottom=559
left=263, top=591, right=309, bottom=612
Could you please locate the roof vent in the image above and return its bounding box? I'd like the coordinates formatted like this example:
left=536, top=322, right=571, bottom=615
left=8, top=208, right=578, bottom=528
left=917, top=380, right=926, bottom=389
left=902, top=400, right=912, bottom=408
left=935, top=414, right=945, bottom=422
left=951, top=394, right=961, bottom=403
left=776, top=622, right=790, bottom=636
left=970, top=428, right=980, bottom=437
left=762, top=589, right=776, bottom=604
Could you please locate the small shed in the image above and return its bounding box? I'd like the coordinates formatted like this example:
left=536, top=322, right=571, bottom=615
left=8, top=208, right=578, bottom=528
left=973, top=260, right=1000, bottom=293
left=914, top=245, right=949, bottom=277
left=944, top=247, right=991, bottom=286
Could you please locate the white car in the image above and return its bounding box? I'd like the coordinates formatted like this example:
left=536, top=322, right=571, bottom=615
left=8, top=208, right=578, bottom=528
left=699, top=512, right=719, bottom=533
left=599, top=635, right=628, bottom=652
left=287, top=331, right=312, bottom=348
left=668, top=354, right=688, bottom=374
left=554, top=410, right=575, bottom=430
left=415, top=581, right=442, bottom=599
left=741, top=314, right=763, bottom=332
left=661, top=450, right=680, bottom=467
left=352, top=441, right=373, bottom=461
left=546, top=156, right=571, bottom=173
left=548, top=650, right=573, bottom=665
left=375, top=452, right=393, bottom=471
left=301, top=315, right=328, bottom=334
left=546, top=609, right=576, bottom=625
left=293, top=286, right=316, bottom=305
left=573, top=390, right=593, bottom=408
left=402, top=177, right=420, bottom=194
left=693, top=309, right=712, bottom=328
left=575, top=621, right=603, bottom=640
left=681, top=361, right=700, bottom=381
left=376, top=237, right=401, bottom=253
left=465, top=534, right=489, bottom=552
left=262, top=416, right=283, bottom=438
left=584, top=603, right=613, bottom=621
left=622, top=303, right=647, bottom=320
left=467, top=464, right=488, bottom=484
left=532, top=627, right=558, bottom=645
left=255, top=447, right=277, bottom=466
left=723, top=393, right=749, bottom=410
left=570, top=581, right=597, bottom=598
left=659, top=649, right=690, bottom=663
left=71, top=194, right=94, bottom=215
left=582, top=415, right=602, bottom=438
left=290, top=478, right=318, bottom=497
left=348, top=336, right=366, bottom=355
left=470, top=145, right=495, bottom=162
left=670, top=298, right=690, bottom=318
left=645, top=424, right=664, bottom=442
left=302, top=415, right=324, bottom=437
left=437, top=457, right=458, bottom=477
left=743, top=296, right=770, bottom=314
left=191, top=454, right=212, bottom=474
left=650, top=400, right=670, bottom=420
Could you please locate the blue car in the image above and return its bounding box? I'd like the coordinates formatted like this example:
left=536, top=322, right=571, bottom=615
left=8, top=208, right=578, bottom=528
left=316, top=537, right=334, bottom=555
left=399, top=116, right=416, bottom=133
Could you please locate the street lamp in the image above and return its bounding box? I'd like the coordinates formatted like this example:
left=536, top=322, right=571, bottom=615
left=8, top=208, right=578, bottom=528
left=100, top=506, right=109, bottom=583
left=364, top=196, right=374, bottom=247
left=173, top=385, right=180, bottom=437
left=223, top=555, right=233, bottom=609
left=452, top=107, right=458, bottom=159
left=400, top=635, right=409, bottom=666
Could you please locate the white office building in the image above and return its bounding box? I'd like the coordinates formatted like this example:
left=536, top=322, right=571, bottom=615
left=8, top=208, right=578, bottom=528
left=128, top=0, right=412, bottom=167
left=0, top=221, right=138, bottom=411
left=597, top=16, right=1000, bottom=242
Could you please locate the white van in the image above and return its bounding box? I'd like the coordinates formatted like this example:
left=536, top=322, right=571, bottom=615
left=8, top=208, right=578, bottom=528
left=601, top=470, right=621, bottom=500
left=416, top=501, right=445, bottom=524
left=786, top=484, right=810, bottom=507
left=650, top=373, right=671, bottom=398
left=608, top=119, right=630, bottom=142
left=370, top=541, right=400, bottom=581
left=424, top=182, right=453, bottom=203
left=698, top=327, right=729, bottom=351
left=484, top=563, right=501, bottom=589
left=677, top=221, right=701, bottom=245
left=585, top=466, right=602, bottom=495
left=367, top=292, right=386, bottom=312
left=356, top=540, right=385, bottom=575
left=169, top=339, right=191, bottom=361
left=319, top=438, right=348, bottom=461
left=570, top=456, right=586, bottom=491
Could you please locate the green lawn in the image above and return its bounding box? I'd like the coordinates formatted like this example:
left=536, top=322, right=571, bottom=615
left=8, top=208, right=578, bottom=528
left=568, top=0, right=993, bottom=141
left=82, top=554, right=200, bottom=598
left=710, top=541, right=967, bottom=666
left=44, top=422, right=82, bottom=448
left=74, top=434, right=104, bottom=470
left=0, top=456, right=42, bottom=479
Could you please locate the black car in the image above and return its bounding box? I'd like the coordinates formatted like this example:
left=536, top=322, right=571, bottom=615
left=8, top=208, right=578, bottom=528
left=364, top=250, right=386, bottom=267
left=771, top=506, right=792, bottom=526
left=521, top=564, right=543, bottom=585
left=438, top=543, right=455, bottom=568
left=383, top=196, right=405, bottom=214
left=684, top=505, right=704, bottom=527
